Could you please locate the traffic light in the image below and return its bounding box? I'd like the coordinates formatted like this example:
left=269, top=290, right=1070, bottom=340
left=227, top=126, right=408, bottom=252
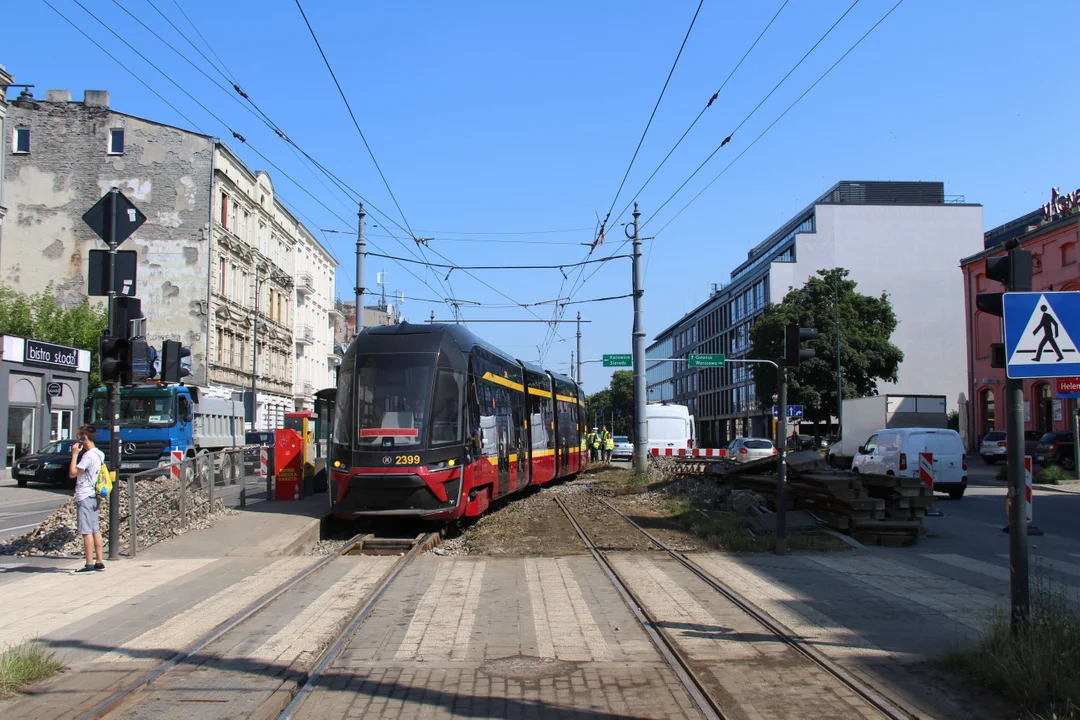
left=111, top=296, right=142, bottom=339
left=784, top=321, right=820, bottom=367
left=975, top=246, right=1032, bottom=368
left=160, top=340, right=192, bottom=383
left=99, top=334, right=131, bottom=384
left=129, top=339, right=156, bottom=384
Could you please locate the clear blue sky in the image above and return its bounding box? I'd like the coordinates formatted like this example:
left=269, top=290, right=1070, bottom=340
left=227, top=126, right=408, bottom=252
left=6, top=1, right=1079, bottom=392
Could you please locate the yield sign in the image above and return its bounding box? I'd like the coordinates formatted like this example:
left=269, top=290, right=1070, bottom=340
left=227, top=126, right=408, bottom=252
left=82, top=188, right=146, bottom=247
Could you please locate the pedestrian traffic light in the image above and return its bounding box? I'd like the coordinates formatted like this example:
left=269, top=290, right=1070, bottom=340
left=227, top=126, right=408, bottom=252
left=160, top=340, right=192, bottom=383
left=784, top=322, right=819, bottom=367
left=976, top=245, right=1032, bottom=368
left=99, top=334, right=131, bottom=384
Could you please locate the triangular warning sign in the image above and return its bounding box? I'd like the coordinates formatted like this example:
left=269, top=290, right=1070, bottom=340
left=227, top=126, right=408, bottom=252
left=1008, top=294, right=1080, bottom=366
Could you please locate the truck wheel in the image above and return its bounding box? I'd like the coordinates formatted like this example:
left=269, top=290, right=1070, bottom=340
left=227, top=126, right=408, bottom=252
left=195, top=453, right=212, bottom=489
left=949, top=488, right=965, bottom=499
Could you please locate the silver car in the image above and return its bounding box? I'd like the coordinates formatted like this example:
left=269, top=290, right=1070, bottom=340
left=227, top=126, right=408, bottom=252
left=726, top=437, right=777, bottom=463
left=612, top=435, right=633, bottom=460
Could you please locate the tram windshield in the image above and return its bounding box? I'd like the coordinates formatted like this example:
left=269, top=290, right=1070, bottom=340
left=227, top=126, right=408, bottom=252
left=350, top=352, right=466, bottom=449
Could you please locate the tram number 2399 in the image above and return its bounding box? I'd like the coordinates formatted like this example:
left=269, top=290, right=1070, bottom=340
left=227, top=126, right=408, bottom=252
left=395, top=455, right=421, bottom=465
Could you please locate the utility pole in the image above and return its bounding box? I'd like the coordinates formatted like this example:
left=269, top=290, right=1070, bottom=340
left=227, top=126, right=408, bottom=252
left=576, top=311, right=583, bottom=387
left=251, top=264, right=262, bottom=432
left=355, top=202, right=366, bottom=335
left=105, top=188, right=121, bottom=561
left=776, top=366, right=788, bottom=556
left=631, top=203, right=648, bottom=477
left=834, top=275, right=842, bottom=437
left=570, top=350, right=575, bottom=382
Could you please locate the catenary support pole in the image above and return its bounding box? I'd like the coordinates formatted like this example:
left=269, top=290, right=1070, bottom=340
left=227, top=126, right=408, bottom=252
left=577, top=312, right=583, bottom=387
left=251, top=269, right=261, bottom=431
left=835, top=275, right=842, bottom=437
left=106, top=187, right=121, bottom=561
left=776, top=365, right=788, bottom=555
left=1007, top=375, right=1029, bottom=625
left=355, top=203, right=366, bottom=334
left=631, top=204, right=648, bottom=477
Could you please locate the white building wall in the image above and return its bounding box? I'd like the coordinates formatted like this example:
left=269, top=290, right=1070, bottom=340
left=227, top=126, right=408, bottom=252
left=293, top=226, right=337, bottom=410
left=768, top=203, right=984, bottom=411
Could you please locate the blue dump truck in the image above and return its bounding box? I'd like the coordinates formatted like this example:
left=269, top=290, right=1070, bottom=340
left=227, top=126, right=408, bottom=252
left=87, top=384, right=246, bottom=478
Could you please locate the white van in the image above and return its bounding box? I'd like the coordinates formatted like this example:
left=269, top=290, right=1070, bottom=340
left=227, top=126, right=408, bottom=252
left=851, top=427, right=967, bottom=499
left=645, top=403, right=695, bottom=454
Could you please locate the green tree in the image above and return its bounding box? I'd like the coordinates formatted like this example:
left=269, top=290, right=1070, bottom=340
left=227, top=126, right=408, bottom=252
left=0, top=285, right=108, bottom=387
left=587, top=370, right=634, bottom=434
left=749, top=268, right=903, bottom=434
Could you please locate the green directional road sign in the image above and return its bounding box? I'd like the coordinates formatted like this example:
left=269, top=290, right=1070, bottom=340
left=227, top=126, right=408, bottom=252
left=602, top=354, right=632, bottom=367
left=688, top=353, right=725, bottom=368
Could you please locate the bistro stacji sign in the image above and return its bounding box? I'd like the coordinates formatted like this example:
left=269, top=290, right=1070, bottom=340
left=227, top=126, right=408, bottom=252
left=23, top=339, right=81, bottom=370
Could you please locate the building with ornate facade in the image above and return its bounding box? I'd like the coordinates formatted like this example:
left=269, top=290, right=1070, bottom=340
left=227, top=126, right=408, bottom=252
left=293, top=223, right=338, bottom=410
left=1, top=88, right=330, bottom=429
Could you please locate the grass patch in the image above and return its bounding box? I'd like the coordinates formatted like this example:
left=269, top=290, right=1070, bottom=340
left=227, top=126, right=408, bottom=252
left=0, top=641, right=65, bottom=699
left=1036, top=465, right=1068, bottom=485
left=582, top=466, right=638, bottom=488
left=942, top=573, right=1080, bottom=719
left=662, top=498, right=844, bottom=552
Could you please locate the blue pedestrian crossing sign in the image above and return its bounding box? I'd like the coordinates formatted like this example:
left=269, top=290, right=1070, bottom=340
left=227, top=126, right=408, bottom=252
left=1004, top=291, right=1080, bottom=378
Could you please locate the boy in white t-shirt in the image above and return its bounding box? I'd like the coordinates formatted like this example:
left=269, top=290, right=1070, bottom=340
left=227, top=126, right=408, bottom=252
left=69, top=425, right=106, bottom=573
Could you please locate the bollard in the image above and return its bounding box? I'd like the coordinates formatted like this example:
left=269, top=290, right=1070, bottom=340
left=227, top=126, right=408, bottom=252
left=180, top=459, right=188, bottom=530
left=128, top=473, right=137, bottom=557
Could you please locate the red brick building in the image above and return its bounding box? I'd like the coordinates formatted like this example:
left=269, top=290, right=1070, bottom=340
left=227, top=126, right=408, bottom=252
left=961, top=186, right=1080, bottom=447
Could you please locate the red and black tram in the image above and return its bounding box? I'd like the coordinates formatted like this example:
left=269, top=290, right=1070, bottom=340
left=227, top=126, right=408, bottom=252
left=329, top=323, right=586, bottom=521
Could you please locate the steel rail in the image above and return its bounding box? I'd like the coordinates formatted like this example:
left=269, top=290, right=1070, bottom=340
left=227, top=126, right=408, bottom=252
left=598, top=497, right=917, bottom=720
left=553, top=496, right=723, bottom=720
left=279, top=532, right=440, bottom=719
left=79, top=533, right=370, bottom=720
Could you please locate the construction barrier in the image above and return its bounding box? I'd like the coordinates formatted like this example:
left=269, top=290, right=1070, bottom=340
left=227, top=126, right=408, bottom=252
left=170, top=450, right=183, bottom=482
left=259, top=445, right=268, bottom=478
left=650, top=447, right=726, bottom=458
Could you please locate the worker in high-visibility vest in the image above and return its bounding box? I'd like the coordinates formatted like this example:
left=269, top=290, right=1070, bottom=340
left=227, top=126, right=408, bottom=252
left=589, top=429, right=601, bottom=462
left=601, top=427, right=614, bottom=463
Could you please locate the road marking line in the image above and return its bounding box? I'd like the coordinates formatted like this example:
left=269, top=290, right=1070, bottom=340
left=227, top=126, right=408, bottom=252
left=525, top=557, right=609, bottom=661
left=243, top=557, right=396, bottom=666
left=97, top=558, right=318, bottom=662
left=1, top=522, right=43, bottom=533
left=922, top=553, right=1009, bottom=581
left=395, top=560, right=486, bottom=661
left=998, top=554, right=1080, bottom=579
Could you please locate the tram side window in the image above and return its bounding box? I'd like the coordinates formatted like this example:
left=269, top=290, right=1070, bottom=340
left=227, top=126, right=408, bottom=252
left=431, top=369, right=464, bottom=445
left=333, top=370, right=352, bottom=445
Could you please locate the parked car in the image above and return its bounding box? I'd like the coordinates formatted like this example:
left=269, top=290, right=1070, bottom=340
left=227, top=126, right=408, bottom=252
left=244, top=431, right=276, bottom=476
left=13, top=440, right=79, bottom=488
left=851, top=427, right=967, bottom=499
left=1033, top=432, right=1075, bottom=470
left=979, top=430, right=1043, bottom=464
left=787, top=434, right=828, bottom=451
left=611, top=435, right=633, bottom=461
left=726, top=437, right=777, bottom=463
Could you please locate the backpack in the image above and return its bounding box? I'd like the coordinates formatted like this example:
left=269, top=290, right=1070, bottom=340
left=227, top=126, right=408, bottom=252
left=94, top=452, right=115, bottom=499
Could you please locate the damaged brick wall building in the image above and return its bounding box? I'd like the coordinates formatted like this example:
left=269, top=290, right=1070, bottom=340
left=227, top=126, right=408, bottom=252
left=2, top=90, right=305, bottom=426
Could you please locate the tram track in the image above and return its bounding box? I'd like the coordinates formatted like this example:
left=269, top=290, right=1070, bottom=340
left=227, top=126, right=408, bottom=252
left=556, top=494, right=920, bottom=720
left=78, top=531, right=439, bottom=720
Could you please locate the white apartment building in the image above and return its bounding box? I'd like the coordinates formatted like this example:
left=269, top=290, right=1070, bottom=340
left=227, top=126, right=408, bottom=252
left=293, top=225, right=339, bottom=411
left=210, top=145, right=298, bottom=429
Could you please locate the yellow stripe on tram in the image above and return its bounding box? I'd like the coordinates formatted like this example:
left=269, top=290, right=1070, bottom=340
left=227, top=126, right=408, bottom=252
left=527, top=387, right=550, bottom=398
left=481, top=371, right=525, bottom=392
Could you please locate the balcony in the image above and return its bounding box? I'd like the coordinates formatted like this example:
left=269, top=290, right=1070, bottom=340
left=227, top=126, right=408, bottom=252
left=300, top=381, right=315, bottom=397
left=296, top=272, right=315, bottom=296
left=328, top=344, right=343, bottom=363
left=295, top=323, right=314, bottom=345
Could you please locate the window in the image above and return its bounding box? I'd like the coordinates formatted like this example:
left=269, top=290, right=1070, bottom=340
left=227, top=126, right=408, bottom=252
left=258, top=222, right=267, bottom=254
left=1035, top=383, right=1053, bottom=432
left=218, top=257, right=226, bottom=295
left=217, top=328, right=224, bottom=363
left=108, top=128, right=125, bottom=154
left=220, top=193, right=229, bottom=229
left=13, top=127, right=30, bottom=153
left=980, top=388, right=995, bottom=437
left=241, top=272, right=249, bottom=305
left=241, top=210, right=250, bottom=243
left=230, top=263, right=238, bottom=300
left=239, top=337, right=245, bottom=370
left=229, top=202, right=238, bottom=233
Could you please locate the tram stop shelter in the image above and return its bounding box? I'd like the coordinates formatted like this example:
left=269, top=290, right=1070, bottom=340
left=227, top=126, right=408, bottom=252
left=0, top=335, right=91, bottom=473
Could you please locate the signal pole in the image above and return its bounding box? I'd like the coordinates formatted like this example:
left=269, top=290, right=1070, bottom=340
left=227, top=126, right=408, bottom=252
left=355, top=202, right=366, bottom=335
left=776, top=365, right=788, bottom=556
left=631, top=203, right=648, bottom=477
left=576, top=312, right=583, bottom=387
left=105, top=188, right=121, bottom=561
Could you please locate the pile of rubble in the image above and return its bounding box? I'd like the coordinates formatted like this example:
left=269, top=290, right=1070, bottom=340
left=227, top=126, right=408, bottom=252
left=0, top=475, right=236, bottom=557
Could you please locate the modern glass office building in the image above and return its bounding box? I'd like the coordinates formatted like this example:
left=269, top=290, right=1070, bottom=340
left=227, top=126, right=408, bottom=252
left=646, top=180, right=984, bottom=448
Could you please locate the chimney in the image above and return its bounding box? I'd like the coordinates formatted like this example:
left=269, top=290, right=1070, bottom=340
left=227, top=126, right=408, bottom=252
left=46, top=89, right=71, bottom=102
left=83, top=90, right=109, bottom=107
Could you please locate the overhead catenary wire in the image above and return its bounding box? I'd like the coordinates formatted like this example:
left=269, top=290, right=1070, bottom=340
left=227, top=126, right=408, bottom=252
left=166, top=0, right=239, bottom=86
left=364, top=252, right=632, bottom=272
left=651, top=0, right=907, bottom=236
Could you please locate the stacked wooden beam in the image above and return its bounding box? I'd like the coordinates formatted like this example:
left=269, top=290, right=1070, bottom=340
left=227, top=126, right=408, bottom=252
left=713, top=452, right=934, bottom=546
